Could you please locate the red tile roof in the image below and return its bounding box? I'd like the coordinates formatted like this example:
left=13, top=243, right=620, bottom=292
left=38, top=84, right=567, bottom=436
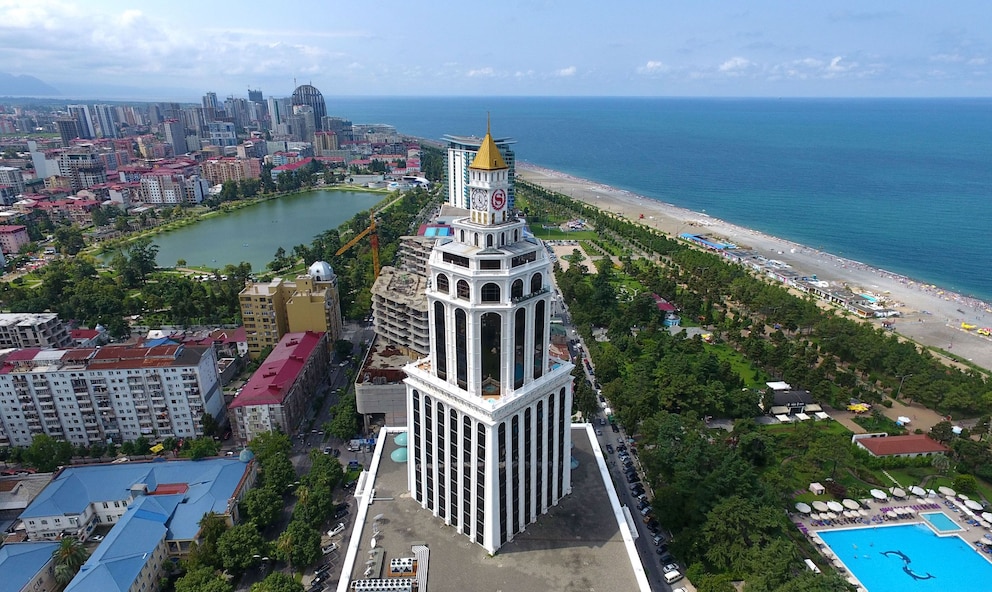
left=857, top=434, right=949, bottom=457
left=272, top=157, right=314, bottom=172
left=229, top=331, right=324, bottom=408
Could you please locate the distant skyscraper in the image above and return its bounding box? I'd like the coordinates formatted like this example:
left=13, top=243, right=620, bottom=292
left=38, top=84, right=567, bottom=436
left=405, top=124, right=573, bottom=554
left=163, top=119, right=188, bottom=156
left=67, top=105, right=95, bottom=139
left=148, top=104, right=163, bottom=124
left=291, top=84, right=326, bottom=131
left=248, top=89, right=263, bottom=103
left=444, top=133, right=517, bottom=210
left=55, top=118, right=81, bottom=147
left=94, top=104, right=119, bottom=138
left=202, top=92, right=219, bottom=121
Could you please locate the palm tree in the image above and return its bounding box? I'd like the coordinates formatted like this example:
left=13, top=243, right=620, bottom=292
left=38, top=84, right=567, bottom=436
left=52, top=537, right=89, bottom=589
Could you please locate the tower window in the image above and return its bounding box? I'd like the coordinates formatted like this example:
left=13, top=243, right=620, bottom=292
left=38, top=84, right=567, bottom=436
left=530, top=273, right=543, bottom=294
left=455, top=308, right=468, bottom=389
left=486, top=234, right=493, bottom=248
left=436, top=274, right=449, bottom=294
left=434, top=302, right=447, bottom=380
left=481, top=283, right=500, bottom=302
left=480, top=312, right=502, bottom=391
left=480, top=259, right=501, bottom=270
left=511, top=279, right=523, bottom=300
left=456, top=280, right=470, bottom=300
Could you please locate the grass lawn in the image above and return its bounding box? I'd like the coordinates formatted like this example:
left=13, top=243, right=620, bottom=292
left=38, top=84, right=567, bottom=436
left=532, top=228, right=600, bottom=241
left=707, top=343, right=768, bottom=388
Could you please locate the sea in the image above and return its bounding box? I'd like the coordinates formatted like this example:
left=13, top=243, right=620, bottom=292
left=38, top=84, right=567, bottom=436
left=326, top=96, right=992, bottom=302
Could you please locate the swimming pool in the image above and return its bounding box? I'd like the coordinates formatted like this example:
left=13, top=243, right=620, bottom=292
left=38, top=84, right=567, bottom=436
left=818, top=524, right=992, bottom=592
left=921, top=511, right=963, bottom=533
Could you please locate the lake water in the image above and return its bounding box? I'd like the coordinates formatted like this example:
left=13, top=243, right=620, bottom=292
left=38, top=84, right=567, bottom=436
left=150, top=190, right=384, bottom=271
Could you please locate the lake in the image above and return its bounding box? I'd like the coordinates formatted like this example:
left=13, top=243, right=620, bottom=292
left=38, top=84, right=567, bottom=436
left=150, top=190, right=384, bottom=271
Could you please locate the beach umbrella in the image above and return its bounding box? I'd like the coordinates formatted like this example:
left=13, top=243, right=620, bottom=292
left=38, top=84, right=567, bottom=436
left=827, top=501, right=844, bottom=512
left=983, top=512, right=992, bottom=523
left=890, top=487, right=907, bottom=498
left=870, top=489, right=887, bottom=500
left=827, top=511, right=838, bottom=519
left=795, top=502, right=812, bottom=514
left=960, top=493, right=971, bottom=500
left=858, top=509, right=868, bottom=517
left=946, top=495, right=959, bottom=504
left=813, top=501, right=829, bottom=512
left=938, top=486, right=956, bottom=496
left=842, top=499, right=860, bottom=509
left=908, top=485, right=926, bottom=496
left=886, top=510, right=898, bottom=519
left=965, top=499, right=984, bottom=511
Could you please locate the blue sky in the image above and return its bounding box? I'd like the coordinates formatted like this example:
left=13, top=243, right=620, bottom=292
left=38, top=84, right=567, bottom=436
left=0, top=0, right=989, bottom=100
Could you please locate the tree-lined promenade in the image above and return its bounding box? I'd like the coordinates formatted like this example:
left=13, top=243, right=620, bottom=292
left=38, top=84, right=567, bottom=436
left=518, top=180, right=992, bottom=592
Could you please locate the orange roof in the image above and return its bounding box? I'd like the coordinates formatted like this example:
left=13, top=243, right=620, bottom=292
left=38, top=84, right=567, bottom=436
left=858, top=434, right=949, bottom=456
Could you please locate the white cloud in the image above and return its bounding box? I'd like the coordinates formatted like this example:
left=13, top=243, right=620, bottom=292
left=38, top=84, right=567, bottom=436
left=467, top=67, right=495, bottom=77
left=637, top=60, right=669, bottom=74
left=718, top=56, right=753, bottom=73
left=555, top=66, right=577, bottom=77
left=514, top=70, right=535, bottom=78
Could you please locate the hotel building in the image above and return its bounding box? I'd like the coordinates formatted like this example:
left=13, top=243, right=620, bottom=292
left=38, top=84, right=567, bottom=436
left=0, top=313, right=73, bottom=349
left=443, top=133, right=516, bottom=210
left=405, top=125, right=573, bottom=554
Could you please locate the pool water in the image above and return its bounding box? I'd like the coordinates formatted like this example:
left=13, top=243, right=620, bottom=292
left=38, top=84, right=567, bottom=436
left=921, top=511, right=963, bottom=533
left=818, top=524, right=992, bottom=592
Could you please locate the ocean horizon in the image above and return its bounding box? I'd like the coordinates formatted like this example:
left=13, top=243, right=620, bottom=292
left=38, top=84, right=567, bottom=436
left=326, top=96, right=992, bottom=302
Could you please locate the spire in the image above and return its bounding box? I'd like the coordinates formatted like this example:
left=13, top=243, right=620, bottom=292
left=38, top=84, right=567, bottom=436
left=469, top=116, right=507, bottom=171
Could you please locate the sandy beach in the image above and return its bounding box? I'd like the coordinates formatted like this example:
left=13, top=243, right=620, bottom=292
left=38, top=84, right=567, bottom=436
left=517, top=164, right=992, bottom=374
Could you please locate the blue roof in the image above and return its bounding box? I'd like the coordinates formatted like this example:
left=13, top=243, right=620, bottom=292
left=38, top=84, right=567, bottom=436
left=22, top=458, right=248, bottom=529
left=0, top=541, right=60, bottom=592
left=65, top=495, right=175, bottom=592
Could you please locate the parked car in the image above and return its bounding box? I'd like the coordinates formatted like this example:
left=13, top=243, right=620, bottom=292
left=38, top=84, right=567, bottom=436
left=663, top=563, right=680, bottom=574
left=327, top=523, right=345, bottom=537
left=321, top=542, right=338, bottom=555
left=611, top=424, right=620, bottom=433
left=595, top=429, right=603, bottom=436
left=605, top=444, right=614, bottom=454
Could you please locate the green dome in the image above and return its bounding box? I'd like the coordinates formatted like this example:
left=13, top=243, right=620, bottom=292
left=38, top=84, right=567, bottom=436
left=393, top=432, right=409, bottom=446
left=390, top=447, right=408, bottom=463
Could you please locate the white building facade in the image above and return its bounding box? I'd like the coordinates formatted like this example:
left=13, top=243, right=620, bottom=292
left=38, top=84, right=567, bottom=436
left=405, top=126, right=573, bottom=554
left=0, top=344, right=223, bottom=447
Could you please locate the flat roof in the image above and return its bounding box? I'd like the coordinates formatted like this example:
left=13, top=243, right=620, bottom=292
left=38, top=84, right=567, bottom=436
left=335, top=426, right=646, bottom=592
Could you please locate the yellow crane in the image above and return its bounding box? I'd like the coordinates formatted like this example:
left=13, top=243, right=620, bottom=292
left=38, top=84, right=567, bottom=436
left=334, top=215, right=380, bottom=278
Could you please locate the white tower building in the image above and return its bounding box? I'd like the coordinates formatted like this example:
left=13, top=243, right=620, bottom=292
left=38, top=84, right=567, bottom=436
left=405, top=122, right=574, bottom=554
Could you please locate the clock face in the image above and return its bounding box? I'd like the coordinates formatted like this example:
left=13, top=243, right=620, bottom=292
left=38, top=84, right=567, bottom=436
left=471, top=188, right=487, bottom=209
left=491, top=189, right=506, bottom=210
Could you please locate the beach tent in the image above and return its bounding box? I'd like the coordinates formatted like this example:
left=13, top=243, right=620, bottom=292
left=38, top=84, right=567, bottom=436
left=810, top=482, right=826, bottom=495
left=939, top=486, right=956, bottom=496
left=795, top=502, right=812, bottom=514
left=814, top=411, right=831, bottom=420
left=842, top=499, right=860, bottom=509
left=812, top=501, right=829, bottom=512
left=827, top=501, right=844, bottom=512
left=870, top=489, right=888, bottom=500
left=897, top=416, right=911, bottom=424
left=795, top=412, right=811, bottom=421
left=775, top=414, right=792, bottom=423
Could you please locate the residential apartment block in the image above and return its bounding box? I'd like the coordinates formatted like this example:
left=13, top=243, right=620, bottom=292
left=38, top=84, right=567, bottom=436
left=0, top=225, right=30, bottom=255
left=443, top=133, right=516, bottom=210
left=200, top=157, right=262, bottom=186
left=0, top=344, right=223, bottom=448
left=139, top=170, right=209, bottom=204
left=239, top=261, right=343, bottom=358
left=228, top=331, right=328, bottom=443
left=0, top=313, right=73, bottom=349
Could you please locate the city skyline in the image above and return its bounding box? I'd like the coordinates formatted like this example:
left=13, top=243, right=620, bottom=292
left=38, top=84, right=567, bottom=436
left=1, top=0, right=990, bottom=100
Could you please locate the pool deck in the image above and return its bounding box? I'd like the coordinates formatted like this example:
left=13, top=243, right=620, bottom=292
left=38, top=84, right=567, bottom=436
left=790, top=492, right=992, bottom=590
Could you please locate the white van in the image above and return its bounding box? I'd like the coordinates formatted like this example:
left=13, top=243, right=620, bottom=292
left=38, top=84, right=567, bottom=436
left=663, top=570, right=683, bottom=584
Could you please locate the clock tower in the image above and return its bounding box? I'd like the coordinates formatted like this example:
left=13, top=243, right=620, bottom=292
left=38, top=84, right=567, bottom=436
left=467, top=120, right=510, bottom=226
left=405, top=121, right=574, bottom=554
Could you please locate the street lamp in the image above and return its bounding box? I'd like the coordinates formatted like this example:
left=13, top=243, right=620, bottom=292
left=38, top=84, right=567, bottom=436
left=896, top=374, right=913, bottom=400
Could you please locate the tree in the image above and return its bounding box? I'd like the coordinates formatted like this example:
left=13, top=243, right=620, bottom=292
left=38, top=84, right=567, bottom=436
left=217, top=523, right=267, bottom=574
left=52, top=537, right=89, bottom=588
left=53, top=225, right=85, bottom=255
left=243, top=487, right=281, bottom=528
left=181, top=438, right=221, bottom=460
left=930, top=420, right=954, bottom=443
left=334, top=339, right=354, bottom=359
left=174, top=565, right=233, bottom=592
left=330, top=392, right=359, bottom=440
left=953, top=473, right=978, bottom=494
left=276, top=520, right=321, bottom=568
left=261, top=455, right=296, bottom=493
left=248, top=431, right=292, bottom=466
left=250, top=572, right=304, bottom=592
left=25, top=434, right=72, bottom=472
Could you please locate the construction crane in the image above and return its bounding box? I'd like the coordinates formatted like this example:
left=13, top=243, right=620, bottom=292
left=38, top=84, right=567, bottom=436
left=335, top=214, right=380, bottom=278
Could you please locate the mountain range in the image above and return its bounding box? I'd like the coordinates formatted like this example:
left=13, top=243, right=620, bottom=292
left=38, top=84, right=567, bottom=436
left=0, top=73, right=62, bottom=97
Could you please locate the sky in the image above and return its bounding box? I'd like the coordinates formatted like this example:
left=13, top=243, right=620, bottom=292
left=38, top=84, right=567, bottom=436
left=1, top=0, right=990, bottom=101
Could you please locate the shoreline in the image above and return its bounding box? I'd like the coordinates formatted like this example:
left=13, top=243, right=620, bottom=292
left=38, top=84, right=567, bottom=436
left=517, top=163, right=992, bottom=373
